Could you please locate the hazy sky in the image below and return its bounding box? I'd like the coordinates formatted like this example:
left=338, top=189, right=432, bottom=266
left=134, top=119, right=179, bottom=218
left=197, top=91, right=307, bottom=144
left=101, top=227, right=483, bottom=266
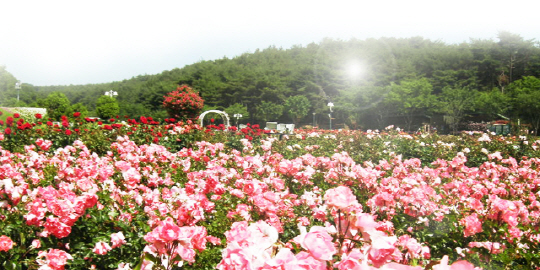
left=1, top=0, right=538, bottom=86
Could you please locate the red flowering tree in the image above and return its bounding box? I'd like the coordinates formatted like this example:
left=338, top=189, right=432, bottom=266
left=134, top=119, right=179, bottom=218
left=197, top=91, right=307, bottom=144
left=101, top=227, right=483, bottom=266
left=163, top=85, right=204, bottom=120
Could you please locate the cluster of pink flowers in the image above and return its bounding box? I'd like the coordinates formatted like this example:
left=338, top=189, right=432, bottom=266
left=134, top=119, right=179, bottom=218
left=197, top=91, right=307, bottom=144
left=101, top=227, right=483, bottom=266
left=0, top=235, right=14, bottom=252
left=93, top=232, right=126, bottom=255
left=140, top=217, right=208, bottom=268
left=1, top=129, right=540, bottom=268
left=36, top=249, right=73, bottom=270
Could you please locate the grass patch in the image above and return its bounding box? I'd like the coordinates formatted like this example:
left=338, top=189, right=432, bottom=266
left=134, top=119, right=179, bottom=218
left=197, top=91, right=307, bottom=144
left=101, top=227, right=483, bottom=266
left=0, top=107, right=14, bottom=122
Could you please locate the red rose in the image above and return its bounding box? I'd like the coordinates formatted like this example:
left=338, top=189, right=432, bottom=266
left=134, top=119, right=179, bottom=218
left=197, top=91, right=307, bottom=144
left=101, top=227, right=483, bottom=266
left=140, top=116, right=148, bottom=124
left=6, top=117, right=13, bottom=127
left=73, top=112, right=81, bottom=117
left=35, top=113, right=43, bottom=119
left=0, top=235, right=14, bottom=252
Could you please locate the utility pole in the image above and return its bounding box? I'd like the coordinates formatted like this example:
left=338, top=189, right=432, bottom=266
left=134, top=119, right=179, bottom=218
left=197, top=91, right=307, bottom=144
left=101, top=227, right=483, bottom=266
left=15, top=81, right=21, bottom=102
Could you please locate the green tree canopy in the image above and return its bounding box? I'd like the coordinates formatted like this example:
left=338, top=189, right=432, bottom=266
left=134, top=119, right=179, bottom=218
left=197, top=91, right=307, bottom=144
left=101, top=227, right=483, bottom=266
left=70, top=103, right=89, bottom=119
left=96, top=95, right=120, bottom=120
left=476, top=88, right=511, bottom=119
left=44, top=92, right=72, bottom=121
left=387, top=78, right=437, bottom=131
left=284, top=95, right=311, bottom=125
left=437, top=87, right=479, bottom=134
left=508, top=76, right=540, bottom=134
left=255, top=101, right=283, bottom=123
left=225, top=103, right=249, bottom=125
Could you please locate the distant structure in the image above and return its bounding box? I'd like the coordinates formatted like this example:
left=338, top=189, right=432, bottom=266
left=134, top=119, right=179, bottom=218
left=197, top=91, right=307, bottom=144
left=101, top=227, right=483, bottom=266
left=198, top=110, right=230, bottom=128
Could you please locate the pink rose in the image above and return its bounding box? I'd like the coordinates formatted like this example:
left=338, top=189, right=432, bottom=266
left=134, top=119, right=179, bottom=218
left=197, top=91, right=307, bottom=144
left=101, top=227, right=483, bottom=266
left=93, top=241, right=112, bottom=255
left=432, top=255, right=478, bottom=270
left=382, top=262, right=423, bottom=270
left=296, top=251, right=328, bottom=270
left=324, top=186, right=358, bottom=210
left=157, top=219, right=182, bottom=242
left=336, top=248, right=364, bottom=270
left=368, top=234, right=397, bottom=267
left=460, top=213, right=483, bottom=237
left=31, top=239, right=41, bottom=249
left=37, top=249, right=73, bottom=270
left=0, top=235, right=14, bottom=252
left=262, top=248, right=298, bottom=269
left=300, top=229, right=336, bottom=261
left=110, top=232, right=126, bottom=248
left=355, top=213, right=379, bottom=240
left=44, top=217, right=72, bottom=238
left=216, top=242, right=251, bottom=270
left=224, top=221, right=250, bottom=244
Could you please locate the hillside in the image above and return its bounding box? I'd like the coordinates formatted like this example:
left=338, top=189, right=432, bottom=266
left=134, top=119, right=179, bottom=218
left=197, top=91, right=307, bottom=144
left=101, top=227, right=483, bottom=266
left=1, top=32, right=540, bottom=131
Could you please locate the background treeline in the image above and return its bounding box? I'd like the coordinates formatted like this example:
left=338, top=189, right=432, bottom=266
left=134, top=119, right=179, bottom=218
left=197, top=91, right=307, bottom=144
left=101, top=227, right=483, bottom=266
left=1, top=31, right=540, bottom=133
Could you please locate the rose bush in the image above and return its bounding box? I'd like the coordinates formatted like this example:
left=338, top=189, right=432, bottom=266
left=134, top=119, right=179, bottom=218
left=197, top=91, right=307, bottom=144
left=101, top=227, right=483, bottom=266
left=1, top=117, right=540, bottom=269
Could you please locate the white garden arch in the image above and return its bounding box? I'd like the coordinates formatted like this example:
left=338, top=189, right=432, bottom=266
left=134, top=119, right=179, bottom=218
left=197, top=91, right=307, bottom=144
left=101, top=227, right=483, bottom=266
left=198, top=110, right=230, bottom=128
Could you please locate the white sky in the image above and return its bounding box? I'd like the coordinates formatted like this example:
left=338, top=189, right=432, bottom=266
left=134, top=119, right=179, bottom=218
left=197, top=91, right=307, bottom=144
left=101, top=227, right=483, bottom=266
left=1, top=0, right=538, bottom=86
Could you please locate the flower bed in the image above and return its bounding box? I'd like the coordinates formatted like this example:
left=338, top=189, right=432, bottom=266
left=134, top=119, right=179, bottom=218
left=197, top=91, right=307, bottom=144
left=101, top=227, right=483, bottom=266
left=1, top=115, right=540, bottom=269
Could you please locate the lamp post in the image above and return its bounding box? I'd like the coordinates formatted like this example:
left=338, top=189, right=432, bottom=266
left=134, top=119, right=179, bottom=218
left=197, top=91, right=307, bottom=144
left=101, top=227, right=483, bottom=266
left=105, top=90, right=118, bottom=98
left=327, top=102, right=334, bottom=130
left=312, top=112, right=316, bottom=127
left=15, top=81, right=21, bottom=102
left=233, top=113, right=243, bottom=127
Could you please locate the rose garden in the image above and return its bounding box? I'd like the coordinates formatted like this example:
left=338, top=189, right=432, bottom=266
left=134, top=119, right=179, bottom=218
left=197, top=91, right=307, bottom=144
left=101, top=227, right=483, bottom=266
left=1, top=87, right=540, bottom=269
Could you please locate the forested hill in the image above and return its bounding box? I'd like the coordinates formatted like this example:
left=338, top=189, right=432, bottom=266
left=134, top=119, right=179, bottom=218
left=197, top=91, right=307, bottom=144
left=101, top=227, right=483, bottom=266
left=2, top=32, right=540, bottom=131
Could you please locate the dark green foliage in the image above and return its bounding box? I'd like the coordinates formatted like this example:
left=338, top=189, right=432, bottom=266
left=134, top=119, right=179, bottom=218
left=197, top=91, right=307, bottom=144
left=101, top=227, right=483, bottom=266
left=96, top=95, right=120, bottom=119
left=255, top=101, right=283, bottom=123
left=70, top=102, right=89, bottom=119
left=284, top=95, right=311, bottom=125
left=44, top=92, right=72, bottom=120
left=1, top=32, right=540, bottom=131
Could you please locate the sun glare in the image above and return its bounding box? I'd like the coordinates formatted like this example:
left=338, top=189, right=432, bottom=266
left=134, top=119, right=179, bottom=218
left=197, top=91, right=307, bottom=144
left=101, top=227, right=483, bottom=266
left=345, top=61, right=365, bottom=80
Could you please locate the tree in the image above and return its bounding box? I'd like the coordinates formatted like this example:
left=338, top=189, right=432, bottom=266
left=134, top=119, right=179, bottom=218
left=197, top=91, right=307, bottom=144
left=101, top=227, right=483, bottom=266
left=0, top=66, right=18, bottom=104
left=386, top=78, right=437, bottom=131
left=341, top=85, right=395, bottom=130
left=163, top=85, right=204, bottom=120
left=496, top=31, right=536, bottom=83
left=476, top=88, right=511, bottom=119
left=96, top=96, right=120, bottom=120
left=284, top=95, right=311, bottom=125
left=438, top=87, right=479, bottom=134
left=119, top=103, right=151, bottom=119
left=70, top=103, right=89, bottom=119
left=508, top=76, right=540, bottom=134
left=255, top=101, right=283, bottom=123
left=44, top=92, right=72, bottom=121
left=225, top=103, right=249, bottom=125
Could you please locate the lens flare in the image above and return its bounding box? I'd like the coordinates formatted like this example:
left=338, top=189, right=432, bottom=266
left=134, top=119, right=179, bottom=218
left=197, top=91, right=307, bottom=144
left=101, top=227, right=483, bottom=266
left=345, top=61, right=365, bottom=80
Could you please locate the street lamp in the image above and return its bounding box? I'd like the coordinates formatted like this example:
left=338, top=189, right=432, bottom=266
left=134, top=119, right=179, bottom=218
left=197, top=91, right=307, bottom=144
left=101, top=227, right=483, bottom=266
left=15, top=81, right=21, bottom=102
left=327, top=102, right=334, bottom=130
left=105, top=90, right=118, bottom=98
left=233, top=113, right=243, bottom=127
left=312, top=112, right=316, bottom=127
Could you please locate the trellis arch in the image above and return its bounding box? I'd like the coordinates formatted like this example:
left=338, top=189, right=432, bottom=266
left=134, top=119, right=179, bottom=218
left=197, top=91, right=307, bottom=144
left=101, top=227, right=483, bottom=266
left=198, top=110, right=230, bottom=128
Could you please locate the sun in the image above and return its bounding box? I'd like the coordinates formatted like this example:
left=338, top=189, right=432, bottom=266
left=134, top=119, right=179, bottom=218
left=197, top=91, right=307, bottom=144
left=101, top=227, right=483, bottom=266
left=345, top=61, right=365, bottom=80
